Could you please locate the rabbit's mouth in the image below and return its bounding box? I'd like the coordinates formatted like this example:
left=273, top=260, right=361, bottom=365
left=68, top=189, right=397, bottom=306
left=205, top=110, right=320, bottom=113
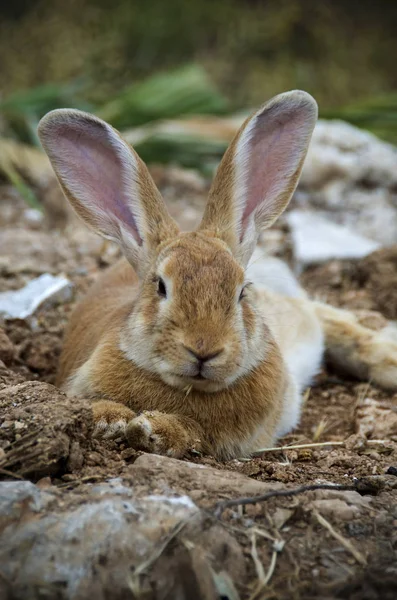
left=161, top=369, right=230, bottom=393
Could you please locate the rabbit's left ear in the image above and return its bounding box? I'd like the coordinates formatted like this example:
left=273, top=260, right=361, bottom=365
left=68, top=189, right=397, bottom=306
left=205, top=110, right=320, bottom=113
left=199, top=91, right=317, bottom=265
left=38, top=109, right=179, bottom=273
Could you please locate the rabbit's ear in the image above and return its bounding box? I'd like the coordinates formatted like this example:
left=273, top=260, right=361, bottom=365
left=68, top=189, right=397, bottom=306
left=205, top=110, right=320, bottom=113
left=38, top=109, right=179, bottom=270
left=199, top=91, right=317, bottom=265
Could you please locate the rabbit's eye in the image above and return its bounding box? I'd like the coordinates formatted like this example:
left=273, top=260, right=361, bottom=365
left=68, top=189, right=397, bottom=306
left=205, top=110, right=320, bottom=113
left=157, top=278, right=167, bottom=298
left=239, top=283, right=251, bottom=302
left=239, top=286, right=247, bottom=301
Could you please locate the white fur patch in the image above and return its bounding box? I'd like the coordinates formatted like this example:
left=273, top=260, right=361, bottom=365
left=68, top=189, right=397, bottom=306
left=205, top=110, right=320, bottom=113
left=247, top=250, right=305, bottom=298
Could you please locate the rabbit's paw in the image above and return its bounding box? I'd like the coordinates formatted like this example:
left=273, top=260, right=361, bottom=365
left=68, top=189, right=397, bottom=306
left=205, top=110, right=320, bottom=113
left=125, top=411, right=191, bottom=458
left=92, top=400, right=136, bottom=440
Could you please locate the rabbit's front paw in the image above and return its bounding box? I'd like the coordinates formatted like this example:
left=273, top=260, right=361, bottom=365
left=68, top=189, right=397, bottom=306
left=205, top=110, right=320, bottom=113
left=92, top=400, right=136, bottom=440
left=125, top=411, right=192, bottom=458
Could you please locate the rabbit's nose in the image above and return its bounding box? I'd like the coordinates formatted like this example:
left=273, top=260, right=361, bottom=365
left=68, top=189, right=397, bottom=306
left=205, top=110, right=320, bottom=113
left=184, top=346, right=223, bottom=365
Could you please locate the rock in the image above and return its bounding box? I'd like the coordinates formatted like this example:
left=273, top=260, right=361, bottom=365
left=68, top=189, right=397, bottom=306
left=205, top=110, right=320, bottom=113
left=310, top=498, right=360, bottom=521
left=0, top=480, right=244, bottom=600
left=0, top=229, right=73, bottom=276
left=0, top=328, right=15, bottom=365
left=298, top=120, right=397, bottom=246
left=356, top=397, right=397, bottom=441
left=23, top=208, right=45, bottom=229
left=126, top=453, right=281, bottom=507
left=0, top=360, right=25, bottom=388
left=344, top=434, right=368, bottom=452
left=272, top=507, right=294, bottom=529
left=0, top=381, right=93, bottom=478
left=287, top=210, right=379, bottom=266
left=0, top=480, right=55, bottom=527
left=0, top=273, right=73, bottom=319
left=308, top=489, right=372, bottom=521
left=301, top=120, right=397, bottom=191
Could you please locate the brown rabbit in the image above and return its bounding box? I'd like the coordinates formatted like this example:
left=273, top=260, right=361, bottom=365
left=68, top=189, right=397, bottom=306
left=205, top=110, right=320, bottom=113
left=38, top=91, right=397, bottom=459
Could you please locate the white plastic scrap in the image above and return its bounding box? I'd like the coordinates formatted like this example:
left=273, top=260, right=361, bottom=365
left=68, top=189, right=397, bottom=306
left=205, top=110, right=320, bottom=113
left=0, top=274, right=73, bottom=319
left=287, top=210, right=380, bottom=266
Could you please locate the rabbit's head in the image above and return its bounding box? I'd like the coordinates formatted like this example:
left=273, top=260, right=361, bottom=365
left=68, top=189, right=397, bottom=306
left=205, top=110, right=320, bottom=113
left=38, top=91, right=317, bottom=392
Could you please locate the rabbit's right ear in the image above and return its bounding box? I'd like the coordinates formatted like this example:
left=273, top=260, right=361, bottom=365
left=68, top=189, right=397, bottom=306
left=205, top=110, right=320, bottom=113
left=38, top=109, right=179, bottom=271
left=198, top=91, right=317, bottom=266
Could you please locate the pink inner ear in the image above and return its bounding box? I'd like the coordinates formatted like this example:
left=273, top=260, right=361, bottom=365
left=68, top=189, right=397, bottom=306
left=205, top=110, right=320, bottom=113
left=52, top=120, right=142, bottom=243
left=241, top=103, right=309, bottom=232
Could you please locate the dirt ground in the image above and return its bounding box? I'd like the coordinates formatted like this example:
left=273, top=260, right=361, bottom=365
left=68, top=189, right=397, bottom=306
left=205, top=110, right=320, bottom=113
left=1, top=172, right=397, bottom=600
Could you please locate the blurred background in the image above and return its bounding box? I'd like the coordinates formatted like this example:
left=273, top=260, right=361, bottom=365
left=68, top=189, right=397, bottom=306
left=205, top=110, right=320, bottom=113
left=1, top=0, right=397, bottom=255
left=1, top=0, right=397, bottom=147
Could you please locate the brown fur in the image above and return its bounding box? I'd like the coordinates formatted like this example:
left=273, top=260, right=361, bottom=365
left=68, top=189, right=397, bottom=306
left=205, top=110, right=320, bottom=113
left=92, top=400, right=136, bottom=425
left=59, top=256, right=285, bottom=459
left=38, top=93, right=325, bottom=459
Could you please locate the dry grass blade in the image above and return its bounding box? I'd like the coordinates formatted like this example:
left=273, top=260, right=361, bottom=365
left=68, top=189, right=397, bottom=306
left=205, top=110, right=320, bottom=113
left=264, top=551, right=277, bottom=588
left=0, top=468, right=25, bottom=480
left=250, top=438, right=387, bottom=457
left=127, top=516, right=190, bottom=596
left=0, top=428, right=54, bottom=476
left=211, top=569, right=241, bottom=600
left=3, top=437, right=42, bottom=469
left=248, top=532, right=279, bottom=600
left=7, top=430, right=41, bottom=448
left=251, top=527, right=275, bottom=543
left=250, top=441, right=344, bottom=456
left=312, top=418, right=328, bottom=441
left=314, top=510, right=367, bottom=566
left=1, top=160, right=42, bottom=211
left=248, top=532, right=266, bottom=600
left=302, top=387, right=311, bottom=406
left=0, top=138, right=51, bottom=182
left=4, top=446, right=40, bottom=467
left=184, top=385, right=193, bottom=397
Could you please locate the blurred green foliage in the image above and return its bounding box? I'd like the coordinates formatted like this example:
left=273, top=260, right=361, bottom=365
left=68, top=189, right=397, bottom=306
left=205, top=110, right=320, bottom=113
left=1, top=0, right=397, bottom=180
left=0, top=65, right=229, bottom=150
left=0, top=82, right=92, bottom=144
left=1, top=0, right=397, bottom=109
left=322, top=95, right=397, bottom=144
left=97, top=65, right=228, bottom=129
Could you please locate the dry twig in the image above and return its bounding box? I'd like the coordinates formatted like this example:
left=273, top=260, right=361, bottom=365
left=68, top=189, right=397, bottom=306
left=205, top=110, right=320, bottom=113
left=314, top=510, right=367, bottom=566
left=248, top=532, right=279, bottom=600
left=214, top=481, right=375, bottom=519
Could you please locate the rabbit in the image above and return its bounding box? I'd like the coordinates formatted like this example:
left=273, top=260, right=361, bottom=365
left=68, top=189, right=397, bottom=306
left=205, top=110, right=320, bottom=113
left=38, top=90, right=397, bottom=460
